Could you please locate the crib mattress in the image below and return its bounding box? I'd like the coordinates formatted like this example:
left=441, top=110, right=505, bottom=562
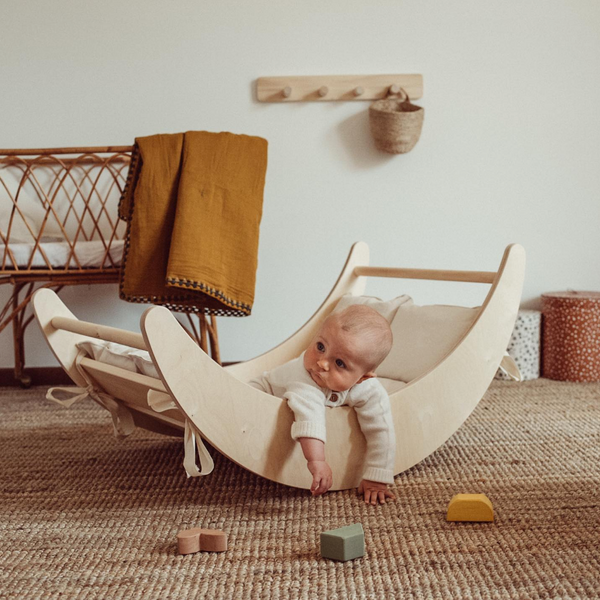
left=1, top=239, right=124, bottom=269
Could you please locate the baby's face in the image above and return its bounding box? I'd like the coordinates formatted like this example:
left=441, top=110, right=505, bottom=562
left=303, top=318, right=374, bottom=392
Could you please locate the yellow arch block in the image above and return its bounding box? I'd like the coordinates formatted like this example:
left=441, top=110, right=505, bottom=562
left=447, top=494, right=494, bottom=522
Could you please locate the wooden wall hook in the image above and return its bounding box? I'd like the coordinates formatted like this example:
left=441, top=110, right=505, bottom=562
left=256, top=75, right=423, bottom=102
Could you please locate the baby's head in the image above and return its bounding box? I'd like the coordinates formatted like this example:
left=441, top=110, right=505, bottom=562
left=303, top=304, right=393, bottom=392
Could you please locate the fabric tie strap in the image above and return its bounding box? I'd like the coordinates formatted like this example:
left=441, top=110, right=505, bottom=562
left=46, top=352, right=135, bottom=439
left=47, top=384, right=136, bottom=439
left=147, top=390, right=214, bottom=478
left=183, top=420, right=214, bottom=478
left=499, top=352, right=522, bottom=382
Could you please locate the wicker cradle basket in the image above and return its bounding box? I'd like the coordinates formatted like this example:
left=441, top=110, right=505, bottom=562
left=369, top=92, right=424, bottom=154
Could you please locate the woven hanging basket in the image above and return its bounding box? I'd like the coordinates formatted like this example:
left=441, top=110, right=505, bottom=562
left=369, top=90, right=424, bottom=154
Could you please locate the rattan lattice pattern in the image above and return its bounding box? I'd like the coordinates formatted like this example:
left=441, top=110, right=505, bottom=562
left=0, top=146, right=131, bottom=273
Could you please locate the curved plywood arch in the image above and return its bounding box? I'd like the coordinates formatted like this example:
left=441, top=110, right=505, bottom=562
left=387, top=243, right=525, bottom=474
left=142, top=244, right=525, bottom=490
left=226, top=241, right=370, bottom=381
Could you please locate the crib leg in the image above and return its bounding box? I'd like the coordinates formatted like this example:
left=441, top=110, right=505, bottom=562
left=198, top=314, right=221, bottom=365
left=207, top=315, right=221, bottom=365
left=12, top=284, right=31, bottom=388
left=183, top=313, right=222, bottom=365
left=197, top=314, right=209, bottom=353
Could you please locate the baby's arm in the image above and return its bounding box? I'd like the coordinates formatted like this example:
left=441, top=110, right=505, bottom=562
left=299, top=437, right=332, bottom=496
left=351, top=381, right=397, bottom=505
left=285, top=383, right=332, bottom=496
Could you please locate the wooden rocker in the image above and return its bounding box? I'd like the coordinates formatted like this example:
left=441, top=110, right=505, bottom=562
left=33, top=242, right=525, bottom=491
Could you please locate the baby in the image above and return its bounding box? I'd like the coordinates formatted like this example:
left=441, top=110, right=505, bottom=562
left=250, top=304, right=396, bottom=505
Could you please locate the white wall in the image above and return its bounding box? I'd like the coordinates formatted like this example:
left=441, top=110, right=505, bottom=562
left=1, top=0, right=599, bottom=367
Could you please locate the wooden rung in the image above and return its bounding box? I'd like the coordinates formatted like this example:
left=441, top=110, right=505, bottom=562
left=353, top=266, right=497, bottom=284
left=256, top=74, right=423, bottom=102
left=51, top=316, right=147, bottom=350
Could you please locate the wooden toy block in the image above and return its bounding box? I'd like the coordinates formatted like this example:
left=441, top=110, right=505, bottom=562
left=177, top=528, right=203, bottom=555
left=199, top=530, right=228, bottom=552
left=320, top=523, right=365, bottom=561
left=177, top=528, right=228, bottom=555
left=446, top=494, right=494, bottom=522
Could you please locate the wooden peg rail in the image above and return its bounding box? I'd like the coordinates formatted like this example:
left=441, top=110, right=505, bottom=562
left=256, top=74, right=423, bottom=103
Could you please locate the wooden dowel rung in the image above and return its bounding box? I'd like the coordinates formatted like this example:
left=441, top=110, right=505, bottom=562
left=51, top=316, right=147, bottom=350
left=353, top=266, right=496, bottom=284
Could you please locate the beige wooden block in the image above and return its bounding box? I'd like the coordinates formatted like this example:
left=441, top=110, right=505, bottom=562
left=200, top=530, right=228, bottom=552
left=446, top=494, right=494, bottom=522
left=177, top=528, right=228, bottom=554
left=177, top=528, right=204, bottom=555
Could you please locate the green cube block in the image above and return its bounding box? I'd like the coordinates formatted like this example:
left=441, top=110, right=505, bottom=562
left=320, top=523, right=365, bottom=561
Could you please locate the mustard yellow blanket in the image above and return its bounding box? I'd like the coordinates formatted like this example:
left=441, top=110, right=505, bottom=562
left=118, top=131, right=268, bottom=316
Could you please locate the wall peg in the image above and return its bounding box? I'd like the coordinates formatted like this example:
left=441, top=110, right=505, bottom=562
left=256, top=75, right=423, bottom=102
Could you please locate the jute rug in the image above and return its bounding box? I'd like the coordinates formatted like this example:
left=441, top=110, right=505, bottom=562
left=0, top=380, right=598, bottom=599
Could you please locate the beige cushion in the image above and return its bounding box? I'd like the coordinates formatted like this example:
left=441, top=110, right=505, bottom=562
left=378, top=377, right=407, bottom=395
left=333, top=293, right=413, bottom=323
left=77, top=340, right=141, bottom=373
left=378, top=304, right=480, bottom=382
left=77, top=340, right=159, bottom=379
left=132, top=353, right=159, bottom=379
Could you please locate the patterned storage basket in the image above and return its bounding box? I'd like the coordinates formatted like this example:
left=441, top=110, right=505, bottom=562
left=496, top=309, right=541, bottom=381
left=541, top=291, right=600, bottom=382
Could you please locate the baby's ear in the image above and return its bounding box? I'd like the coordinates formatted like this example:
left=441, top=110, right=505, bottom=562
left=357, top=371, right=377, bottom=384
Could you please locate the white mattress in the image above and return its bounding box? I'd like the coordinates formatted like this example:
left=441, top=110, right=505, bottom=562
left=1, top=239, right=124, bottom=269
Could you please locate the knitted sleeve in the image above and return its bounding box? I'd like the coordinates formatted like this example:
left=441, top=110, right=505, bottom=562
left=284, top=382, right=327, bottom=443
left=349, top=381, right=396, bottom=484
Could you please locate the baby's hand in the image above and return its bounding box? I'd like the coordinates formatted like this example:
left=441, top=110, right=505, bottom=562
left=307, top=460, right=333, bottom=496
left=358, top=479, right=396, bottom=505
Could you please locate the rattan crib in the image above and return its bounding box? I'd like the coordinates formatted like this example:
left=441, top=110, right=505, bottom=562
left=0, top=146, right=219, bottom=386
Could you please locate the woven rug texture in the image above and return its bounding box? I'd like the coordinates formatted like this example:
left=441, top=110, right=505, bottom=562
left=0, top=379, right=598, bottom=599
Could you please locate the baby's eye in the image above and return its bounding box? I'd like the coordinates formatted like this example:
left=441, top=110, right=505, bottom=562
left=335, top=359, right=346, bottom=369
left=317, top=342, right=325, bottom=352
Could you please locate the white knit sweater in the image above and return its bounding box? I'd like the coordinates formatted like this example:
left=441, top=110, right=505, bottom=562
left=249, top=353, right=396, bottom=484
